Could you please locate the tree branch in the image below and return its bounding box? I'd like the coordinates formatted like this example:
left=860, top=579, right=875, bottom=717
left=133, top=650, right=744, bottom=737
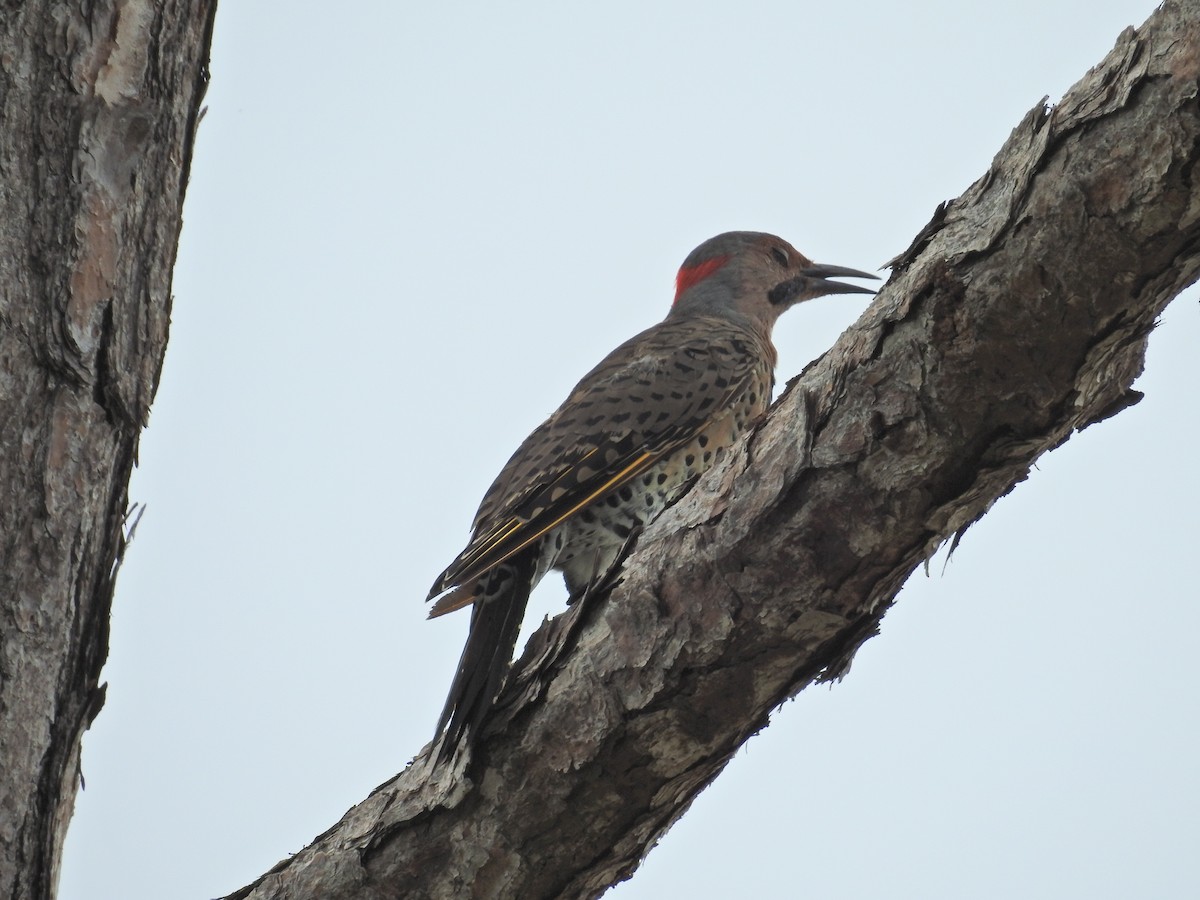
left=229, top=2, right=1199, bottom=897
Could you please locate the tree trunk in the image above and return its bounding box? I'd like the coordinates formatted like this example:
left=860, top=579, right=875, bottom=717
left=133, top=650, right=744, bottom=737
left=0, top=2, right=217, bottom=897
left=224, top=2, right=1200, bottom=898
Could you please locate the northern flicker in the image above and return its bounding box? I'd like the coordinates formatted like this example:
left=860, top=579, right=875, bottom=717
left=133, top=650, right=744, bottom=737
left=428, top=231, right=876, bottom=761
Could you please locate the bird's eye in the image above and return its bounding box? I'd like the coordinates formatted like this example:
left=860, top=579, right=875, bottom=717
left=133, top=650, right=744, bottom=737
left=770, top=247, right=789, bottom=267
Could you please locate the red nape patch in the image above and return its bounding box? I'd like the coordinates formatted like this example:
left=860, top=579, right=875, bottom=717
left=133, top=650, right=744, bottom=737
left=674, top=255, right=728, bottom=303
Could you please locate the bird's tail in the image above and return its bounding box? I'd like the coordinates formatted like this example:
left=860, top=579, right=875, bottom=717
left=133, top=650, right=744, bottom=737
left=433, top=552, right=536, bottom=765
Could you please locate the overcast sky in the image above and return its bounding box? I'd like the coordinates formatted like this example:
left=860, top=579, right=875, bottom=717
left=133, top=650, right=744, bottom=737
left=58, top=2, right=1197, bottom=898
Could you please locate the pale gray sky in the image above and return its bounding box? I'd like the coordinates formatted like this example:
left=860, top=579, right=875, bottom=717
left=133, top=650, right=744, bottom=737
left=60, top=2, right=1197, bottom=898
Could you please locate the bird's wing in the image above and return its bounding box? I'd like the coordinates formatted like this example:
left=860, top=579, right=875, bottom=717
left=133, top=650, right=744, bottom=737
left=427, top=318, right=770, bottom=610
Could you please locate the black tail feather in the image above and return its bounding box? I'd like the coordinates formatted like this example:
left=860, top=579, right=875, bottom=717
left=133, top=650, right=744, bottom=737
left=434, top=551, right=536, bottom=764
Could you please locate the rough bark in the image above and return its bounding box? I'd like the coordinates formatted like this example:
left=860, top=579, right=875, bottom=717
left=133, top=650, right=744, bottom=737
left=226, top=3, right=1200, bottom=899
left=0, top=2, right=217, bottom=897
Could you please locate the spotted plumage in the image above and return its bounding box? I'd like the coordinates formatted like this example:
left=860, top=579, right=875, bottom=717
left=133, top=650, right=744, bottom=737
left=428, top=231, right=876, bottom=762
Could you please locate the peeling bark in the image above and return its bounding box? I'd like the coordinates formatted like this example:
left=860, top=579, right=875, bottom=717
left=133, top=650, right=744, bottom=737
left=224, top=3, right=1200, bottom=898
left=0, top=2, right=217, bottom=897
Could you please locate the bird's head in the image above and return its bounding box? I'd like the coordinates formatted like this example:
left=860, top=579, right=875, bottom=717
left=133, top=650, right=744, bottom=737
left=670, top=231, right=877, bottom=329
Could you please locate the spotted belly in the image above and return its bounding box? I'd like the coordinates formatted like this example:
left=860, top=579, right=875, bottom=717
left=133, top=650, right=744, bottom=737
left=541, top=393, right=765, bottom=595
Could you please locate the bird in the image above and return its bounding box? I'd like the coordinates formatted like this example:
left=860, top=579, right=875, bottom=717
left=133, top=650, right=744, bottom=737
left=427, top=231, right=876, bottom=762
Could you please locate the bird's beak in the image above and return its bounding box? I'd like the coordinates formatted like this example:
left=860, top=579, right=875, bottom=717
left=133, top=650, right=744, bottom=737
left=769, top=263, right=879, bottom=306
left=799, top=263, right=880, bottom=296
